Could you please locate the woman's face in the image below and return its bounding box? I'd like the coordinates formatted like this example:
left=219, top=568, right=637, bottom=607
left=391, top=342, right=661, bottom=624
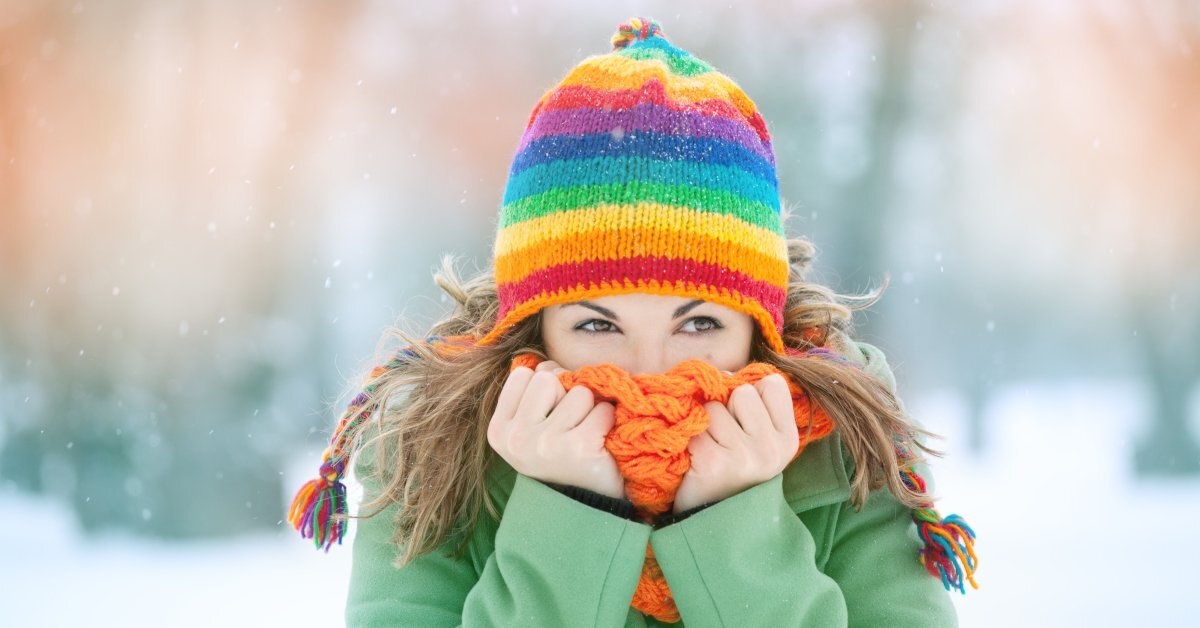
left=540, top=293, right=755, bottom=375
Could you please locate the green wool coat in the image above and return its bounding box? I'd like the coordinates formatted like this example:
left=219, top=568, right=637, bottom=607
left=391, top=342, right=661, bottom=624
left=345, top=338, right=959, bottom=627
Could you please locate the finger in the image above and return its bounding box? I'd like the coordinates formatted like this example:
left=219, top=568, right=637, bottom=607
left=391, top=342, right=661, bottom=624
left=513, top=370, right=566, bottom=425
left=535, top=359, right=564, bottom=373
left=728, top=383, right=772, bottom=437
left=574, top=401, right=615, bottom=437
left=755, top=373, right=797, bottom=435
left=702, top=401, right=739, bottom=449
left=687, top=429, right=721, bottom=461
left=493, top=366, right=535, bottom=422
left=533, top=360, right=567, bottom=397
left=545, top=385, right=595, bottom=432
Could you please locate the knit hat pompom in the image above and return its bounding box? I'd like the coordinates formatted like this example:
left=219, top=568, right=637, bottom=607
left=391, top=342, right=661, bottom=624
left=610, top=16, right=666, bottom=49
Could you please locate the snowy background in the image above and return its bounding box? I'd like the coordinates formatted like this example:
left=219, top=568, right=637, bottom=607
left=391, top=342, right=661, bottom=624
left=3, top=1, right=1198, bottom=626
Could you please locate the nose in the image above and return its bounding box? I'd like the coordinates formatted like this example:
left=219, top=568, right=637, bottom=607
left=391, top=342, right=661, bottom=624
left=628, top=342, right=670, bottom=376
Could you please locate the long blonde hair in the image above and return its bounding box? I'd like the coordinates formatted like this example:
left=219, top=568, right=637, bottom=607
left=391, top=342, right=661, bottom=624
left=348, top=237, right=934, bottom=566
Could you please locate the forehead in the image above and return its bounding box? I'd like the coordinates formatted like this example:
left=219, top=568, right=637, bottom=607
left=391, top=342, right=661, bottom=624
left=548, top=294, right=744, bottom=320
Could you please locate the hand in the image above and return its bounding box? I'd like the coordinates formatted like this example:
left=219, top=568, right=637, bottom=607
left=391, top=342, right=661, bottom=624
left=672, top=373, right=800, bottom=514
left=486, top=360, right=625, bottom=499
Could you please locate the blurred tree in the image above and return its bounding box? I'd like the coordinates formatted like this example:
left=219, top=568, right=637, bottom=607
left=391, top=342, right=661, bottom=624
left=905, top=9, right=1000, bottom=454
left=832, top=0, right=922, bottom=338
left=0, top=0, right=49, bottom=483
left=1082, top=4, right=1200, bottom=475
left=0, top=0, right=367, bottom=536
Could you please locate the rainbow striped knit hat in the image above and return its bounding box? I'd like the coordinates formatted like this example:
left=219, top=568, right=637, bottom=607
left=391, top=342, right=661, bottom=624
left=477, top=17, right=790, bottom=352
left=288, top=17, right=793, bottom=554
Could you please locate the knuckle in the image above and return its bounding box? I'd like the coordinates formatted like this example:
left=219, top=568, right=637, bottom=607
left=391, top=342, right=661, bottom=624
left=569, top=384, right=594, bottom=404
left=765, top=440, right=785, bottom=462
left=568, top=437, right=591, bottom=459
left=508, top=366, right=533, bottom=384
left=710, top=457, right=732, bottom=477
left=508, top=428, right=532, bottom=452
left=729, top=385, right=756, bottom=407
left=535, top=431, right=558, bottom=457
left=526, top=372, right=562, bottom=397
left=510, top=365, right=533, bottom=377
left=756, top=375, right=782, bottom=395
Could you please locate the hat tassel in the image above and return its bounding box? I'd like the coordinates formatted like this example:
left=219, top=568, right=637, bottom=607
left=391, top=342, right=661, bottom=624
left=288, top=452, right=348, bottom=551
left=895, top=435, right=978, bottom=593
left=913, top=507, right=978, bottom=593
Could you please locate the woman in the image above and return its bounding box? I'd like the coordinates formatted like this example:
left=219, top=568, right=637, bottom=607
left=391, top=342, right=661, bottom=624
left=290, top=17, right=974, bottom=626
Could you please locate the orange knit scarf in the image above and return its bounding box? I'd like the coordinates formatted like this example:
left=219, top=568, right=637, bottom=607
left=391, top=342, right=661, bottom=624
left=510, top=354, right=834, bottom=623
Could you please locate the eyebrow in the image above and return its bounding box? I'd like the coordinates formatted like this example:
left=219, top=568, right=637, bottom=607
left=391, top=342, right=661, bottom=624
left=563, top=299, right=705, bottom=321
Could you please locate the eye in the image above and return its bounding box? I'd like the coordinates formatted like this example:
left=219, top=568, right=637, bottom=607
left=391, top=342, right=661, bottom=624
left=679, top=316, right=723, bottom=334
left=573, top=317, right=723, bottom=335
left=575, top=319, right=619, bottom=335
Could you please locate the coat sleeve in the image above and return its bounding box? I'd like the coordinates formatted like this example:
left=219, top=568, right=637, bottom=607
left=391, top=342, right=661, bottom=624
left=647, top=472, right=957, bottom=627
left=345, top=463, right=652, bottom=627
left=820, top=477, right=959, bottom=626
left=646, top=335, right=959, bottom=627
left=647, top=473, right=849, bottom=626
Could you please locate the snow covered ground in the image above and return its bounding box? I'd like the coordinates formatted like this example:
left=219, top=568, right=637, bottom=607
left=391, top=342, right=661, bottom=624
left=4, top=488, right=356, bottom=626
left=929, top=380, right=1200, bottom=627
left=5, top=379, right=1199, bottom=626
